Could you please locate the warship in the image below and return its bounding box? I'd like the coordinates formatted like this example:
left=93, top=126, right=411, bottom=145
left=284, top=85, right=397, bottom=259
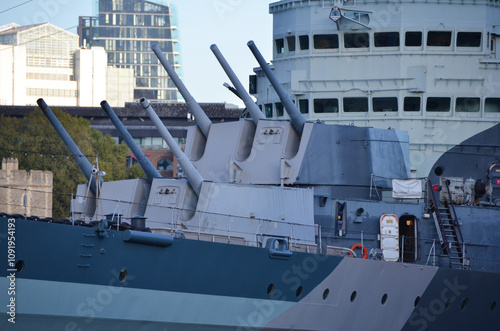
left=1, top=26, right=500, bottom=331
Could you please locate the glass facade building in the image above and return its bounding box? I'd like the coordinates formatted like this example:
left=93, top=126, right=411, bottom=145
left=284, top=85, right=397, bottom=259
left=79, top=0, right=181, bottom=102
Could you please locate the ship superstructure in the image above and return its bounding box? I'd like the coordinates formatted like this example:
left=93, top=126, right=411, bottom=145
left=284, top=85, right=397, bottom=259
left=252, top=0, right=500, bottom=178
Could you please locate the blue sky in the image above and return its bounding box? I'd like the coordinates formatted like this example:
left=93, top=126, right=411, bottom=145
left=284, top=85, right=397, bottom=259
left=0, top=0, right=274, bottom=107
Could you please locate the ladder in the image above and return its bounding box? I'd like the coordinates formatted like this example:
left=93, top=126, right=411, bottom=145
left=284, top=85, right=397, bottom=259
left=427, top=180, right=469, bottom=270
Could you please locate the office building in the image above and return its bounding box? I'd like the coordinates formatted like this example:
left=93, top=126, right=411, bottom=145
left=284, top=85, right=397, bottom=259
left=0, top=23, right=78, bottom=106
left=0, top=22, right=133, bottom=107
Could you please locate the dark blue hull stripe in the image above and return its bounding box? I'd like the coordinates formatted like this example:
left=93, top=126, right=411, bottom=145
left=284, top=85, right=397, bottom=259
left=0, top=217, right=341, bottom=301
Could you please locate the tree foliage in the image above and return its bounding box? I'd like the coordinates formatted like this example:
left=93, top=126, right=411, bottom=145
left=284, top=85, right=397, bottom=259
left=0, top=108, right=145, bottom=219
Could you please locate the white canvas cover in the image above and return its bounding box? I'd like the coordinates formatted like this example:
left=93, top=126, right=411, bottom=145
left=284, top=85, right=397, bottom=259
left=392, top=179, right=422, bottom=199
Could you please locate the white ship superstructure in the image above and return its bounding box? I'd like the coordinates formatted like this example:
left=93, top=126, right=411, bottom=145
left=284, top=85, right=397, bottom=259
left=252, top=0, right=500, bottom=177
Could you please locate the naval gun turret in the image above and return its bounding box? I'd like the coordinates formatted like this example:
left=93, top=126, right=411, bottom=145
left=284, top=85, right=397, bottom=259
left=152, top=43, right=410, bottom=194
left=207, top=41, right=411, bottom=192
left=136, top=97, right=316, bottom=246
left=91, top=100, right=165, bottom=220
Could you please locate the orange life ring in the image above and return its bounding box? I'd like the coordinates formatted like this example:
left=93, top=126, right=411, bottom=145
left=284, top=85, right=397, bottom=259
left=350, top=243, right=368, bottom=259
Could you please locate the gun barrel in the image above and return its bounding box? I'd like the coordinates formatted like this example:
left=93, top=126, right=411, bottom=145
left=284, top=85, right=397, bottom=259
left=100, top=100, right=162, bottom=183
left=247, top=40, right=305, bottom=135
left=37, top=98, right=101, bottom=192
left=140, top=98, right=204, bottom=195
left=210, top=44, right=265, bottom=124
left=151, top=44, right=211, bottom=138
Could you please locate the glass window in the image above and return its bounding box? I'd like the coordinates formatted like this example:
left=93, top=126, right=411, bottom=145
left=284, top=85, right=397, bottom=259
left=374, top=32, right=400, bottom=47
left=136, top=78, right=148, bottom=87
left=404, top=97, right=421, bottom=112
left=427, top=31, right=452, bottom=47
left=373, top=97, right=398, bottom=112
left=275, top=102, right=284, bottom=117
left=144, top=90, right=158, bottom=100
left=314, top=34, right=339, bottom=49
left=151, top=66, right=158, bottom=76
left=276, top=38, right=285, bottom=54
left=457, top=32, right=481, bottom=47
left=299, top=35, right=309, bottom=50
left=249, top=75, right=257, bottom=94
left=314, top=98, right=339, bottom=113
left=343, top=97, right=368, bottom=112
left=426, top=97, right=451, bottom=112
left=264, top=103, right=273, bottom=118
left=344, top=33, right=369, bottom=48
left=133, top=90, right=143, bottom=100
left=456, top=98, right=480, bottom=112
left=152, top=137, right=163, bottom=147
left=287, top=36, right=296, bottom=52
left=299, top=99, right=309, bottom=114
left=485, top=98, right=500, bottom=113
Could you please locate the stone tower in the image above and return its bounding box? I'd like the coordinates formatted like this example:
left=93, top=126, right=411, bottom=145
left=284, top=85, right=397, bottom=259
left=0, top=158, right=53, bottom=218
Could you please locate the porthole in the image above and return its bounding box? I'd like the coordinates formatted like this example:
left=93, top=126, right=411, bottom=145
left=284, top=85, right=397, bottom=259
left=350, top=291, right=357, bottom=302
left=491, top=301, right=496, bottom=312
left=381, top=293, right=388, bottom=305
left=119, top=269, right=127, bottom=282
left=15, top=260, right=25, bottom=273
left=323, top=289, right=330, bottom=300
left=445, top=298, right=451, bottom=310
left=414, top=296, right=421, bottom=307
left=296, top=286, right=303, bottom=298
left=461, top=297, right=469, bottom=311
left=267, top=283, right=274, bottom=295
left=434, top=165, right=444, bottom=176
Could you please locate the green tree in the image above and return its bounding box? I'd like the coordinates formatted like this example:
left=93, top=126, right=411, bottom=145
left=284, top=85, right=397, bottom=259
left=0, top=108, right=145, bottom=219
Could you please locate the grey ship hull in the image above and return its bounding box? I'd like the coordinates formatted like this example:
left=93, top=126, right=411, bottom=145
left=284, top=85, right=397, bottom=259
left=1, top=216, right=499, bottom=330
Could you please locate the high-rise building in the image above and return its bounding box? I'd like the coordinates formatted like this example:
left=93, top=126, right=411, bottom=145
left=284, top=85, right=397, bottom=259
left=79, top=0, right=182, bottom=103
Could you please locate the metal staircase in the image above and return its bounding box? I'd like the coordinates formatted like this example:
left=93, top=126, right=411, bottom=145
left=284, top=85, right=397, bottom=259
left=428, top=180, right=469, bottom=270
